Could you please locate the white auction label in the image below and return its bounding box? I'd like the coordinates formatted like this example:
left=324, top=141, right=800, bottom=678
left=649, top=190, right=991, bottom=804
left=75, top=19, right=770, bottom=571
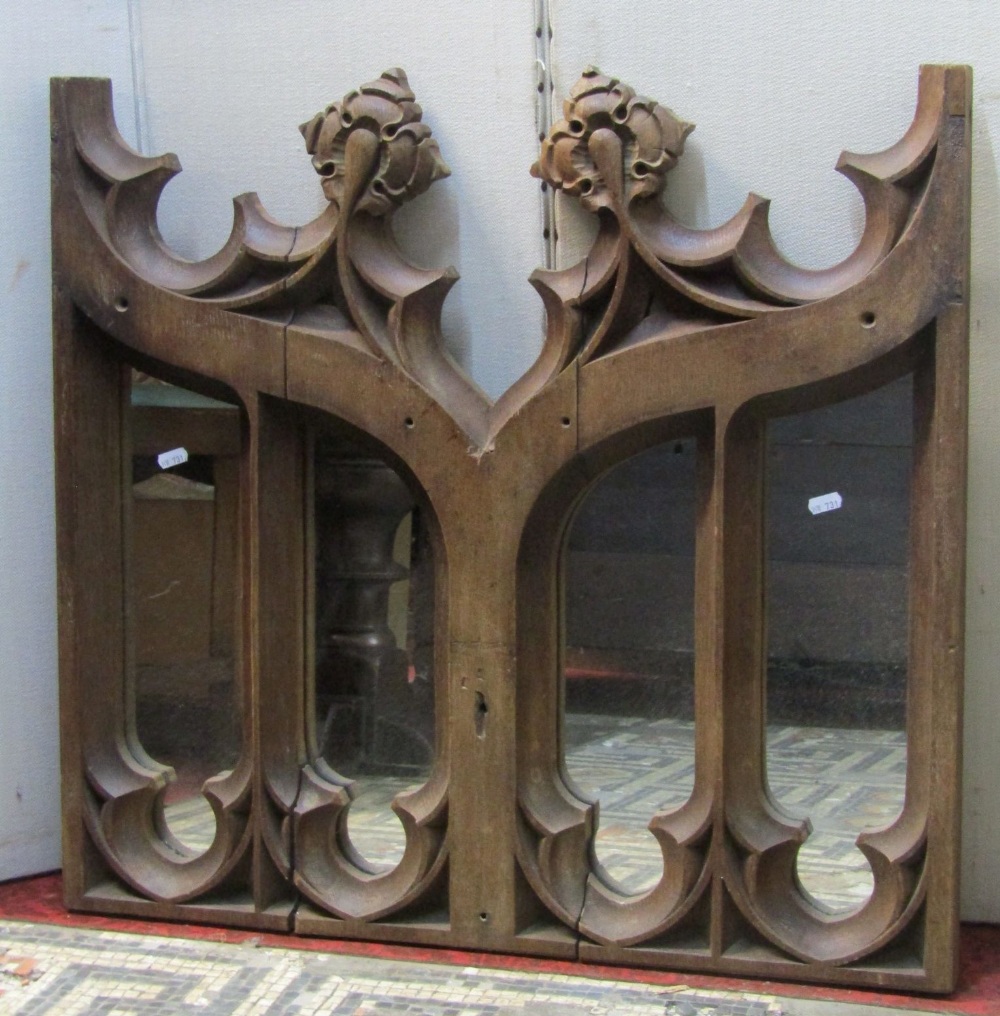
left=157, top=446, right=189, bottom=470
left=808, top=491, right=842, bottom=515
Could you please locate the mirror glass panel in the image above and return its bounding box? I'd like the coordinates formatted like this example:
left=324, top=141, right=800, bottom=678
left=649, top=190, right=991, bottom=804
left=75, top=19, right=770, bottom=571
left=563, top=438, right=698, bottom=894
left=765, top=376, right=911, bottom=912
left=312, top=435, right=435, bottom=868
left=129, top=372, right=242, bottom=853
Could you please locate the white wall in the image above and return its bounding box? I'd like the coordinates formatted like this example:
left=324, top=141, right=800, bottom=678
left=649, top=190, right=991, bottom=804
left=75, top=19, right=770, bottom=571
left=2, top=1, right=999, bottom=922
left=0, top=1, right=138, bottom=881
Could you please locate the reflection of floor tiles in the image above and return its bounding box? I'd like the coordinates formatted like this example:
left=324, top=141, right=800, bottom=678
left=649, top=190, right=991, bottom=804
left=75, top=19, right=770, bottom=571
left=564, top=716, right=906, bottom=910
left=0, top=921, right=788, bottom=1015
left=165, top=778, right=423, bottom=866
left=345, top=779, right=425, bottom=864
left=564, top=714, right=696, bottom=896
left=766, top=725, right=907, bottom=911
left=165, top=717, right=906, bottom=913
left=162, top=796, right=216, bottom=852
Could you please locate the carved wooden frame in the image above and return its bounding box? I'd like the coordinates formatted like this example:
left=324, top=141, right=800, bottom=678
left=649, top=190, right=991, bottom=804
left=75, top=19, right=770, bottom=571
left=52, top=64, right=970, bottom=991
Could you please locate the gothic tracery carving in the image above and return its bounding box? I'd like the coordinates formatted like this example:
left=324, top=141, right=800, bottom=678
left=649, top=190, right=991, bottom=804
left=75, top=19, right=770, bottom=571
left=52, top=63, right=969, bottom=990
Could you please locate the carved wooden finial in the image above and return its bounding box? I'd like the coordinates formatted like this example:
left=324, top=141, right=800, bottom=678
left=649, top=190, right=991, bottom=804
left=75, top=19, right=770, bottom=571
left=532, top=68, right=694, bottom=211
left=300, top=67, right=450, bottom=215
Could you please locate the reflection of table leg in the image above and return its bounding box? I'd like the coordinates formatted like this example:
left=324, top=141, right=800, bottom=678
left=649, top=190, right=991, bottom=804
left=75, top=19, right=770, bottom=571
left=313, top=447, right=432, bottom=773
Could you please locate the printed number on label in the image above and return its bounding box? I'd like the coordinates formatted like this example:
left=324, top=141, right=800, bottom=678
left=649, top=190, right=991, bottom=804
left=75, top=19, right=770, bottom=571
left=157, top=447, right=189, bottom=470
left=808, top=491, right=843, bottom=515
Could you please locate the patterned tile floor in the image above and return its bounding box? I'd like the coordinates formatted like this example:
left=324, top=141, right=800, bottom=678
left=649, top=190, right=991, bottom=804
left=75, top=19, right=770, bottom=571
left=167, top=715, right=906, bottom=913
left=0, top=919, right=949, bottom=1015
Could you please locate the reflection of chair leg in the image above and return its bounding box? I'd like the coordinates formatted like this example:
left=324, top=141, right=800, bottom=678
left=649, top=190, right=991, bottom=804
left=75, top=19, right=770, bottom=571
left=317, top=691, right=366, bottom=767
left=406, top=507, right=435, bottom=686
left=315, top=645, right=432, bottom=773
left=363, top=505, right=436, bottom=772
left=370, top=643, right=434, bottom=772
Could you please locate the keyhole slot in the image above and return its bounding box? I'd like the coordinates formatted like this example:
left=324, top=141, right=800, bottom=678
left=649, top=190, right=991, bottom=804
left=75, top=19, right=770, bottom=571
left=475, top=691, right=488, bottom=739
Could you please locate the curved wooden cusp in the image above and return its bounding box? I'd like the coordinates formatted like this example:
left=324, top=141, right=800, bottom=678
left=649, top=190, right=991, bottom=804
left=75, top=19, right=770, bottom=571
left=293, top=762, right=448, bottom=921
left=68, top=83, right=338, bottom=309
left=84, top=756, right=252, bottom=903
